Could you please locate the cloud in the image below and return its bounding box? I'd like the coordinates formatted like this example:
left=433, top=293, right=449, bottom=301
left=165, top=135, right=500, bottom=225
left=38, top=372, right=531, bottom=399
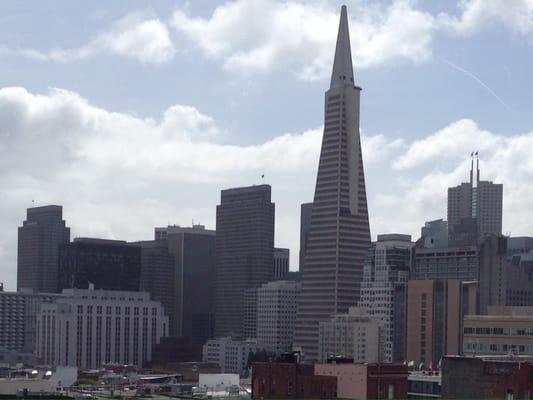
left=1, top=87, right=533, bottom=292
left=4, top=13, right=175, bottom=64
left=171, top=0, right=435, bottom=80
left=438, top=0, right=533, bottom=36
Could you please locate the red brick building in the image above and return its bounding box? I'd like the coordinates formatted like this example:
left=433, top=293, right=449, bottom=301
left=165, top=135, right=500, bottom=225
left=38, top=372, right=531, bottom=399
left=442, top=356, right=533, bottom=399
left=315, top=363, right=408, bottom=400
left=252, top=362, right=337, bottom=399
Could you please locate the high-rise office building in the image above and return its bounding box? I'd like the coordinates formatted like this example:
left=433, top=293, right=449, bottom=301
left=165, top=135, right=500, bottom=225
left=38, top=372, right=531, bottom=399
left=412, top=245, right=479, bottom=281
left=448, top=155, right=503, bottom=245
left=299, top=202, right=313, bottom=271
left=294, top=5, right=371, bottom=361
left=214, top=185, right=275, bottom=337
left=138, top=224, right=216, bottom=340
left=257, top=280, right=300, bottom=353
left=406, top=280, right=478, bottom=367
left=419, top=219, right=448, bottom=249
left=17, top=205, right=70, bottom=293
left=273, top=248, right=290, bottom=280
left=359, top=234, right=414, bottom=363
left=479, top=234, right=508, bottom=314
left=58, top=238, right=141, bottom=292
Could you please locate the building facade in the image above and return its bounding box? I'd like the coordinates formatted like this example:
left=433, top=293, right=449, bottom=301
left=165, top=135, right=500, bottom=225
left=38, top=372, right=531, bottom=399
left=412, top=245, right=479, bottom=281
left=36, top=288, right=168, bottom=369
left=58, top=238, right=141, bottom=292
left=139, top=224, right=216, bottom=340
left=299, top=202, right=313, bottom=272
left=243, top=287, right=258, bottom=339
left=447, top=157, right=503, bottom=245
left=359, top=234, right=414, bottom=362
left=0, top=288, right=61, bottom=352
left=420, top=219, right=448, bottom=249
left=202, top=337, right=259, bottom=375
left=463, top=306, right=533, bottom=356
left=406, top=280, right=478, bottom=368
left=257, top=280, right=300, bottom=353
left=214, top=185, right=275, bottom=337
left=295, top=5, right=371, bottom=361
left=17, top=205, right=70, bottom=293
left=273, top=248, right=290, bottom=280
left=315, top=363, right=408, bottom=400
left=318, top=307, right=383, bottom=363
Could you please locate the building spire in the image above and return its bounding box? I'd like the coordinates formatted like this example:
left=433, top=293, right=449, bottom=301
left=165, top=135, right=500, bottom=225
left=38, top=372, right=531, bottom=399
left=330, top=5, right=354, bottom=89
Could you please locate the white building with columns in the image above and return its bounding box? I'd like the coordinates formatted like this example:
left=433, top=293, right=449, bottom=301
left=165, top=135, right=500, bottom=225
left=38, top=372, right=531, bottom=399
left=36, top=288, right=168, bottom=369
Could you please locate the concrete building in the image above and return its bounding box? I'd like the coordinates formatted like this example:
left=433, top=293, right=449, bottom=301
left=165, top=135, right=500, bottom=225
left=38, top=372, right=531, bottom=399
left=214, top=185, right=274, bottom=337
left=318, top=307, right=383, bottom=363
left=36, top=288, right=168, bottom=369
left=315, top=363, right=408, bottom=400
left=299, top=202, right=313, bottom=272
left=295, top=5, right=371, bottom=361
left=479, top=234, right=508, bottom=313
left=442, top=356, right=533, bottom=400
left=273, top=248, right=290, bottom=280
left=420, top=219, right=448, bottom=249
left=0, top=288, right=61, bottom=352
left=138, top=224, right=216, bottom=340
left=359, top=234, right=414, bottom=362
left=58, top=238, right=141, bottom=292
left=202, top=337, right=259, bottom=375
left=406, top=280, right=478, bottom=368
left=447, top=156, right=503, bottom=245
left=17, top=205, right=70, bottom=293
left=463, top=306, right=533, bottom=356
left=257, top=280, right=300, bottom=353
left=243, top=288, right=258, bottom=339
left=412, top=245, right=478, bottom=281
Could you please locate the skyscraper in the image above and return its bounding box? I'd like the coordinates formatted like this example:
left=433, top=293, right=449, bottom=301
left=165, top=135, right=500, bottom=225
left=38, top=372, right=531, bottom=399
left=17, top=205, right=70, bottom=293
left=214, top=185, right=275, bottom=337
left=273, top=247, right=290, bottom=280
left=299, top=202, right=313, bottom=271
left=448, top=155, right=503, bottom=245
left=295, top=6, right=371, bottom=361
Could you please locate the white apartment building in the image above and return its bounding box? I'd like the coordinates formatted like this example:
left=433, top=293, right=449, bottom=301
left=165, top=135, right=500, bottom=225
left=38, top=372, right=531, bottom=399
left=318, top=307, right=383, bottom=363
left=257, top=280, right=300, bottom=353
left=202, top=337, right=259, bottom=375
left=36, top=288, right=168, bottom=369
left=358, top=234, right=414, bottom=363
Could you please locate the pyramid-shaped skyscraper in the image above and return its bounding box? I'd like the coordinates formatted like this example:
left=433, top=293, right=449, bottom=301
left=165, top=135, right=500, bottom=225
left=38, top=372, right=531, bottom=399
left=294, top=5, right=371, bottom=361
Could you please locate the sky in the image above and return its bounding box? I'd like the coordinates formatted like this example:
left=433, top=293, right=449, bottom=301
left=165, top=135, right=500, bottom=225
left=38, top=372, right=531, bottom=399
left=1, top=0, right=533, bottom=290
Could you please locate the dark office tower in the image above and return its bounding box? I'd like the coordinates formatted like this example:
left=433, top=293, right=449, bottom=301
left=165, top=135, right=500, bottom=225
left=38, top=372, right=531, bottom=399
left=448, top=155, right=503, bottom=245
left=17, top=205, right=70, bottom=292
left=294, top=6, right=371, bottom=361
left=214, top=185, right=275, bottom=337
left=299, top=202, right=313, bottom=272
left=58, top=238, right=141, bottom=292
left=139, top=224, right=216, bottom=340
left=273, top=248, right=290, bottom=280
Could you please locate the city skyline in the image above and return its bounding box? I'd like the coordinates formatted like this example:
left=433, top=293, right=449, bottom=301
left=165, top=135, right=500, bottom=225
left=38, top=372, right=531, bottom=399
left=2, top=1, right=533, bottom=290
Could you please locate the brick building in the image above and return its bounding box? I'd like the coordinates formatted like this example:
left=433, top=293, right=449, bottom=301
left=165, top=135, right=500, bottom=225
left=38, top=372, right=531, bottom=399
left=251, top=361, right=337, bottom=399
left=315, top=363, right=408, bottom=400
left=442, top=356, right=533, bottom=399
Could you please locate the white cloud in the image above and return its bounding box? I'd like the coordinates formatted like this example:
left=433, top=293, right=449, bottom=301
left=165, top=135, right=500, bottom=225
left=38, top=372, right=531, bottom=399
left=439, top=0, right=533, bottom=36
left=6, top=13, right=175, bottom=64
left=171, top=0, right=435, bottom=80
left=1, top=87, right=533, bottom=292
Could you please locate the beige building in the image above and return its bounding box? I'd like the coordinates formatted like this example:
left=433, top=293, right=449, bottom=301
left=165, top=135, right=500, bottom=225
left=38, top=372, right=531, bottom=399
left=463, top=306, right=533, bottom=355
left=318, top=307, right=383, bottom=363
left=406, top=280, right=477, bottom=368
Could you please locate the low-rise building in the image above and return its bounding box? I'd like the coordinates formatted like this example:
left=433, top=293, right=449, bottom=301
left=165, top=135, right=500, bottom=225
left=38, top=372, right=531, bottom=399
left=36, top=288, right=168, bottom=369
left=463, top=306, right=533, bottom=356
left=252, top=359, right=337, bottom=399
left=315, top=362, right=408, bottom=400
left=318, top=307, right=383, bottom=363
left=442, top=356, right=533, bottom=399
left=408, top=372, right=441, bottom=399
left=202, top=337, right=259, bottom=376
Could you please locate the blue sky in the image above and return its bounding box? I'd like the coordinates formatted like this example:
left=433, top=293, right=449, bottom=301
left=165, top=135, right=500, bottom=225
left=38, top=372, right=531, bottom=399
left=1, top=0, right=533, bottom=290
